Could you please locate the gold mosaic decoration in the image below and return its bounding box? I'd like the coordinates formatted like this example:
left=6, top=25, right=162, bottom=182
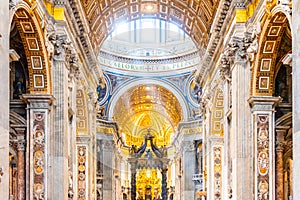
left=136, top=169, right=162, bottom=199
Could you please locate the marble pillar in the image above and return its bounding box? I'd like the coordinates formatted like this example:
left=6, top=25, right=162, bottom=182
left=249, top=96, right=281, bottom=200
left=51, top=32, right=71, bottom=200
left=161, top=168, right=168, bottom=200
left=22, top=94, right=54, bottom=200
left=275, top=144, right=284, bottom=199
left=231, top=59, right=252, bottom=200
left=16, top=128, right=26, bottom=200
left=130, top=165, right=137, bottom=200
left=292, top=1, right=300, bottom=199
left=221, top=78, right=231, bottom=200
left=181, top=140, right=196, bottom=200
left=102, top=139, right=114, bottom=200
left=275, top=129, right=287, bottom=200
left=0, top=0, right=9, bottom=197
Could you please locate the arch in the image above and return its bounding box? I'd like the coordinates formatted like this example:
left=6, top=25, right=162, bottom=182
left=251, top=8, right=292, bottom=96
left=275, top=112, right=292, bottom=127
left=10, top=1, right=51, bottom=94
left=107, top=79, right=189, bottom=121
left=9, top=111, right=27, bottom=126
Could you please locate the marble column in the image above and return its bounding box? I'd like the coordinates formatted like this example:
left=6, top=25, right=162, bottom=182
left=248, top=96, right=281, bottom=200
left=221, top=77, right=231, bottom=200
left=103, top=139, right=114, bottom=200
left=22, top=94, right=54, bottom=200
left=161, top=168, right=168, bottom=200
left=181, top=140, right=196, bottom=200
left=292, top=1, right=300, bottom=199
left=16, top=128, right=26, bottom=200
left=231, top=58, right=252, bottom=200
left=275, top=130, right=285, bottom=200
left=130, top=165, right=137, bottom=200
left=0, top=0, right=9, bottom=197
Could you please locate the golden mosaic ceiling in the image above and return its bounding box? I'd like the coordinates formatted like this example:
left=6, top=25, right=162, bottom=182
left=113, top=84, right=182, bottom=147
left=80, top=0, right=221, bottom=53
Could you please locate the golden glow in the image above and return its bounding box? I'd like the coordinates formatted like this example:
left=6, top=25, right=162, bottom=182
left=145, top=5, right=154, bottom=11
left=136, top=169, right=161, bottom=198
left=114, top=84, right=182, bottom=147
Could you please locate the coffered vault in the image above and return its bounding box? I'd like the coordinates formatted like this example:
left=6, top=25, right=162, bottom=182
left=79, top=0, right=221, bottom=53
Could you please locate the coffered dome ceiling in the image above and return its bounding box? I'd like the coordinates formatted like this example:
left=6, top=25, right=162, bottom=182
left=80, top=0, right=221, bottom=53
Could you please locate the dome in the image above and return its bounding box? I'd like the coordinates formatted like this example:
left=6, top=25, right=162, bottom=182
left=98, top=18, right=200, bottom=76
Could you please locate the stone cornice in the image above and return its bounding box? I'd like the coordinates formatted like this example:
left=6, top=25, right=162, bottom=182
left=99, top=50, right=199, bottom=65
left=76, top=135, right=90, bottom=144
left=195, top=0, right=234, bottom=85
left=66, top=0, right=102, bottom=82
left=248, top=96, right=282, bottom=111
left=21, top=94, right=55, bottom=109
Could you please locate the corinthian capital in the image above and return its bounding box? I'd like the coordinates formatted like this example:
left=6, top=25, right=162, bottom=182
left=51, top=35, right=71, bottom=61
left=219, top=56, right=231, bottom=81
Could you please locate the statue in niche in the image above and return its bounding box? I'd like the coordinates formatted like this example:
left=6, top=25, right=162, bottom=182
left=13, top=77, right=25, bottom=98
left=190, top=80, right=202, bottom=104
left=96, top=78, right=107, bottom=102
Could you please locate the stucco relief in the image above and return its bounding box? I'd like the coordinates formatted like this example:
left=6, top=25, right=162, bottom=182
left=213, top=146, right=222, bottom=200
left=34, top=183, right=45, bottom=200
left=257, top=115, right=270, bottom=200
left=32, top=111, right=46, bottom=198
left=78, top=146, right=87, bottom=200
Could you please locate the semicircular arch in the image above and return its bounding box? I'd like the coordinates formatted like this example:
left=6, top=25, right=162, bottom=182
left=251, top=9, right=291, bottom=96
left=10, top=1, right=51, bottom=94
left=107, top=78, right=189, bottom=121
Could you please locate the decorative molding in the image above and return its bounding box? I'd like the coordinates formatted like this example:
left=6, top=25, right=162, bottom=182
left=195, top=0, right=233, bottom=84
left=213, top=146, right=222, bottom=200
left=181, top=141, right=195, bottom=152
left=256, top=115, right=270, bottom=199
left=77, top=146, right=87, bottom=200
